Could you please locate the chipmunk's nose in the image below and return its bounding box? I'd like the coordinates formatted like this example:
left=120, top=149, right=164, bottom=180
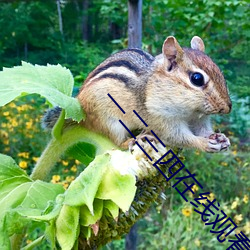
left=219, top=101, right=232, bottom=114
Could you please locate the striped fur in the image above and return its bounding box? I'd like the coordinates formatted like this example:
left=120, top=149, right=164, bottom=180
left=76, top=36, right=232, bottom=153
left=84, top=49, right=154, bottom=88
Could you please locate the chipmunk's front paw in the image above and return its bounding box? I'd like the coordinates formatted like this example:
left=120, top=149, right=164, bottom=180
left=120, top=131, right=156, bottom=152
left=206, top=133, right=230, bottom=152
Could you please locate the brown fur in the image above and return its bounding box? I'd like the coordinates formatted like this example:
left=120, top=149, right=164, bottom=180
left=77, top=36, right=232, bottom=152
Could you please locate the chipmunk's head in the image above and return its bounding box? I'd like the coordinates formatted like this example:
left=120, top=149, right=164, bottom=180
left=150, top=36, right=232, bottom=117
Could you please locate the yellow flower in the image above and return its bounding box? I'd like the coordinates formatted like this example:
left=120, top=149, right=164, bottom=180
left=11, top=119, right=18, bottom=127
left=66, top=176, right=75, bottom=182
left=75, top=159, right=81, bottom=165
left=32, top=157, right=39, bottom=163
left=9, top=102, right=16, bottom=108
left=17, top=105, right=30, bottom=112
left=243, top=221, right=250, bottom=235
left=182, top=207, right=192, bottom=217
left=221, top=162, right=228, bottom=167
left=0, top=130, right=8, bottom=138
left=194, top=238, right=201, bottom=247
left=179, top=247, right=186, bottom=250
left=232, top=150, right=237, bottom=156
left=3, top=138, right=9, bottom=145
left=63, top=182, right=69, bottom=189
left=26, top=121, right=33, bottom=129
left=3, top=111, right=9, bottom=116
left=51, top=175, right=61, bottom=183
left=71, top=165, right=77, bottom=172
left=243, top=195, right=249, bottom=204
left=234, top=214, right=243, bottom=223
left=191, top=184, right=199, bottom=192
left=62, top=160, right=69, bottom=166
left=231, top=197, right=240, bottom=209
left=208, top=193, right=215, bottom=201
left=19, top=161, right=28, bottom=169
left=18, top=152, right=30, bottom=158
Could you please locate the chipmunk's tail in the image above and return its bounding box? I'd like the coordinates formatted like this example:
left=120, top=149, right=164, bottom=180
left=41, top=106, right=62, bottom=130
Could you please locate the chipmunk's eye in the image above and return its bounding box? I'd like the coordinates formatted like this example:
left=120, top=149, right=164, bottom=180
left=190, top=72, right=204, bottom=87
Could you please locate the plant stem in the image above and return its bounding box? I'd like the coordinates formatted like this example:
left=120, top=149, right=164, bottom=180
left=30, top=126, right=118, bottom=181
left=10, top=232, right=25, bottom=250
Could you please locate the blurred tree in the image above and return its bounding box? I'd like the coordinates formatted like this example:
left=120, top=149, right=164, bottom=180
left=57, top=0, right=64, bottom=36
left=128, top=0, right=142, bottom=48
left=0, top=0, right=248, bottom=120
left=82, top=0, right=91, bottom=41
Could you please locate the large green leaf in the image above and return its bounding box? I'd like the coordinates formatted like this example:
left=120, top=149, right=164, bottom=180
left=0, top=182, right=32, bottom=248
left=0, top=154, right=30, bottom=181
left=79, top=199, right=103, bottom=227
left=63, top=153, right=110, bottom=213
left=0, top=176, right=32, bottom=201
left=0, top=154, right=65, bottom=248
left=21, top=181, right=64, bottom=209
left=0, top=62, right=85, bottom=122
left=56, top=205, right=80, bottom=250
left=96, top=166, right=136, bottom=212
left=65, top=142, right=96, bottom=165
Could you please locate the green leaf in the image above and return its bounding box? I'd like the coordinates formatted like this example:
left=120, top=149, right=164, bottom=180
left=0, top=182, right=33, bottom=218
left=64, top=153, right=110, bottom=213
left=0, top=62, right=85, bottom=122
left=56, top=205, right=80, bottom=250
left=0, top=154, right=30, bottom=181
left=1, top=181, right=64, bottom=237
left=65, top=142, right=96, bottom=165
left=45, top=220, right=56, bottom=249
left=0, top=182, right=32, bottom=247
left=27, top=198, right=63, bottom=222
left=20, top=181, right=64, bottom=214
left=4, top=211, right=34, bottom=240
left=0, top=154, right=65, bottom=244
left=79, top=199, right=103, bottom=226
left=0, top=231, right=10, bottom=250
left=80, top=226, right=92, bottom=240
left=103, top=200, right=119, bottom=219
left=96, top=167, right=136, bottom=212
left=0, top=176, right=32, bottom=201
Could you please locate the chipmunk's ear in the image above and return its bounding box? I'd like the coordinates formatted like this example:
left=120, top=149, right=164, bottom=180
left=162, top=36, right=184, bottom=63
left=191, top=36, right=205, bottom=52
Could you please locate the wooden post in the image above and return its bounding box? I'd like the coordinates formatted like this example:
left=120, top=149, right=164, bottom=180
left=125, top=224, right=137, bottom=250
left=82, top=0, right=89, bottom=41
left=128, top=0, right=142, bottom=49
left=56, top=0, right=63, bottom=36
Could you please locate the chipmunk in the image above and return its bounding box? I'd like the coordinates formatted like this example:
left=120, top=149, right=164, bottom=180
left=43, top=36, right=232, bottom=153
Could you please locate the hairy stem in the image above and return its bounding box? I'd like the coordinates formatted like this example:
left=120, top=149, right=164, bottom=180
left=10, top=230, right=25, bottom=250
left=30, top=126, right=118, bottom=181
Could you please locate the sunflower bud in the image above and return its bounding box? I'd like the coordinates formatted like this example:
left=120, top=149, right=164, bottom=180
left=76, top=140, right=183, bottom=249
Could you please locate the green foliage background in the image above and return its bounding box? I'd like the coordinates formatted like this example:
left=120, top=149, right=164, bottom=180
left=0, top=0, right=249, bottom=249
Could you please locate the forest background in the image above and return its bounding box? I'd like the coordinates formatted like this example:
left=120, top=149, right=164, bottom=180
left=0, top=0, right=249, bottom=249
